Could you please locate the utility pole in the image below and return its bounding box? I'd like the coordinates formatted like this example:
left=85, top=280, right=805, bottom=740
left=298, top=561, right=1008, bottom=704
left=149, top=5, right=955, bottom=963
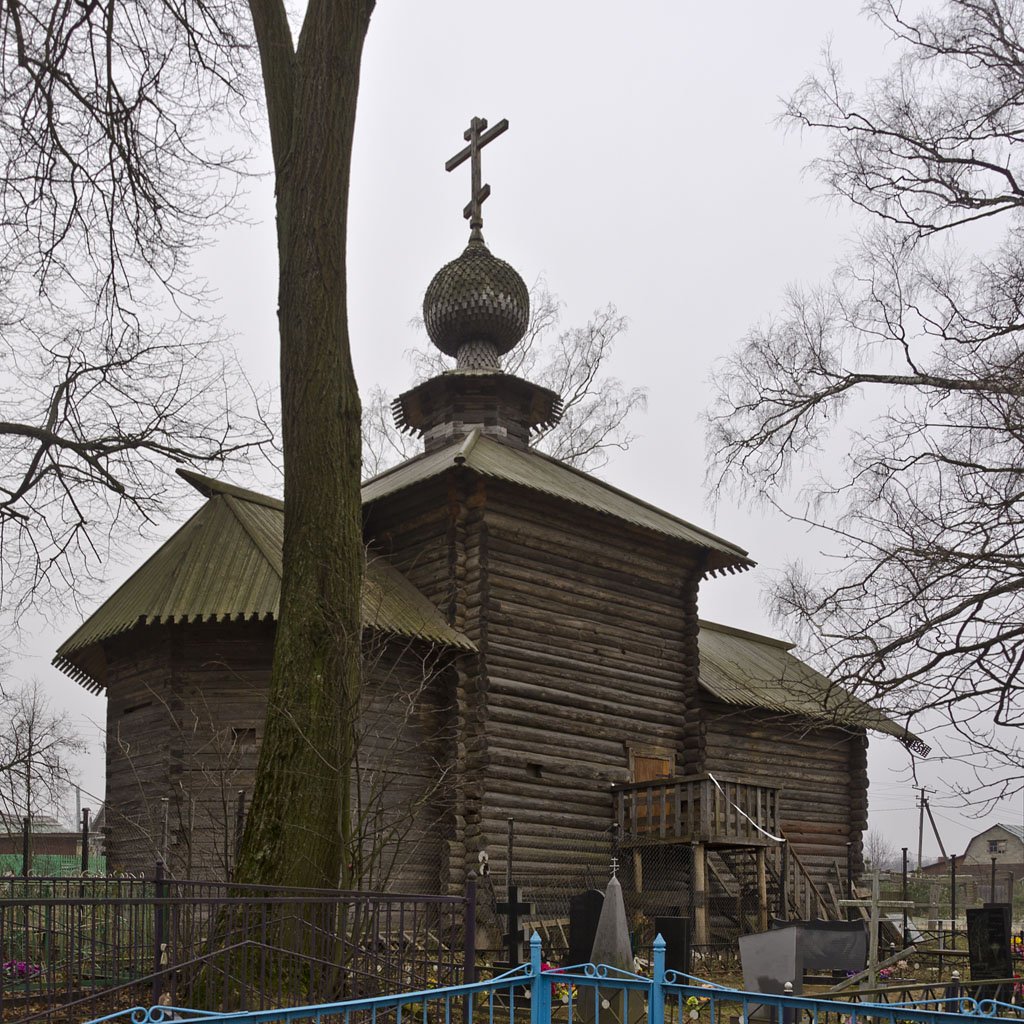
left=923, top=796, right=948, bottom=861
left=914, top=787, right=932, bottom=871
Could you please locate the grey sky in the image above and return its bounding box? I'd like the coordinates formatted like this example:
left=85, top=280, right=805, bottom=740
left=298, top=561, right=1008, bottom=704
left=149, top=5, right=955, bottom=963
left=14, top=0, right=1021, bottom=861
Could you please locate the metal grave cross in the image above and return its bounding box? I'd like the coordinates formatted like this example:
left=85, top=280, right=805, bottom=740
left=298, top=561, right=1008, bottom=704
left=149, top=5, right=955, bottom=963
left=496, top=882, right=535, bottom=966
left=445, top=116, right=509, bottom=237
left=838, top=871, right=914, bottom=990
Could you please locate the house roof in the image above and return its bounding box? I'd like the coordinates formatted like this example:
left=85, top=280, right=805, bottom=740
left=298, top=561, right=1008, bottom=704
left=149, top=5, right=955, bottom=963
left=54, top=472, right=475, bottom=693
left=697, top=620, right=929, bottom=754
left=992, top=823, right=1024, bottom=842
left=363, top=430, right=753, bottom=576
left=0, top=814, right=69, bottom=835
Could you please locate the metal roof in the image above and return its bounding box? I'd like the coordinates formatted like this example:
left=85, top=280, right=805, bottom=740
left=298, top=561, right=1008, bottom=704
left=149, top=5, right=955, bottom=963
left=697, top=620, right=929, bottom=754
left=363, top=430, right=753, bottom=574
left=54, top=474, right=475, bottom=693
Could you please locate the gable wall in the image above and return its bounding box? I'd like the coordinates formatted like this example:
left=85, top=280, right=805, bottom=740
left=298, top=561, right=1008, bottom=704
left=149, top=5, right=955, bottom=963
left=478, top=480, right=705, bottom=894
left=701, top=695, right=865, bottom=894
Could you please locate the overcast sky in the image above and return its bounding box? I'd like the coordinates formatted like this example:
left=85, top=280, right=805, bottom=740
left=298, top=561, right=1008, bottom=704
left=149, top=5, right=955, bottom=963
left=14, top=0, right=1023, bottom=862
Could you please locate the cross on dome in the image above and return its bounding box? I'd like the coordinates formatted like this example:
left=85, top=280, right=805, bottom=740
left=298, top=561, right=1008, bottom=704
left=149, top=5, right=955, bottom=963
left=445, top=116, right=509, bottom=241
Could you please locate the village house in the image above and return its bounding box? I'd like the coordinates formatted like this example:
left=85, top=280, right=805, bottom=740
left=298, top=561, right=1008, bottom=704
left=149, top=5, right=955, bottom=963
left=961, top=823, right=1024, bottom=875
left=53, top=120, right=920, bottom=945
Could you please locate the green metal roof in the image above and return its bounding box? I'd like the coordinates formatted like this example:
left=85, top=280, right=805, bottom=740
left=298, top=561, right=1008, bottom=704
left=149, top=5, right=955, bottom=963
left=54, top=472, right=474, bottom=693
left=364, top=430, right=753, bottom=575
left=697, top=620, right=929, bottom=754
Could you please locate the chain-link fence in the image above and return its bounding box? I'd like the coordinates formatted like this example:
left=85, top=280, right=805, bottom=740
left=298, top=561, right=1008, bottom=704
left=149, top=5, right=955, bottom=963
left=875, top=864, right=1023, bottom=932
left=486, top=823, right=751, bottom=969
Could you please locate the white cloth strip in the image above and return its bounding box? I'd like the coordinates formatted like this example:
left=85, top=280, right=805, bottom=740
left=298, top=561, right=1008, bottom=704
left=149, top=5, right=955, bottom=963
left=706, top=771, right=785, bottom=843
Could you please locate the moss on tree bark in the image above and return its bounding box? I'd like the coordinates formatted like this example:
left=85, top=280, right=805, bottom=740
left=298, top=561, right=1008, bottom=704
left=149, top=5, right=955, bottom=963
left=234, top=0, right=375, bottom=893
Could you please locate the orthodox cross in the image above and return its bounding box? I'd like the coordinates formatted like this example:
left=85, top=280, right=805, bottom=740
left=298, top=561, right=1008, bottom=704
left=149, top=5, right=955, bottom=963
left=496, top=884, right=535, bottom=967
left=610, top=856, right=619, bottom=879
left=445, top=116, right=509, bottom=239
left=838, top=871, right=914, bottom=990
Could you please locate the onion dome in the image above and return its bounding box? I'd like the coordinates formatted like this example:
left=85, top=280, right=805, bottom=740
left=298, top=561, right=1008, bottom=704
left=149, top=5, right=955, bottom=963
left=395, top=115, right=562, bottom=452
left=423, top=237, right=530, bottom=370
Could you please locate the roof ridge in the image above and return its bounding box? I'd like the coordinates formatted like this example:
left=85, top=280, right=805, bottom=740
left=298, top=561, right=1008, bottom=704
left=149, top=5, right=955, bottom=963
left=698, top=618, right=795, bottom=651
left=222, top=494, right=283, bottom=580
left=360, top=444, right=442, bottom=489
left=177, top=467, right=283, bottom=510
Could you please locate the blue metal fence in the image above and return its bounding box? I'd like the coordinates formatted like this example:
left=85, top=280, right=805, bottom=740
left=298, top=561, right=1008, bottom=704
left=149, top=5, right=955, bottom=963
left=88, top=933, right=1024, bottom=1024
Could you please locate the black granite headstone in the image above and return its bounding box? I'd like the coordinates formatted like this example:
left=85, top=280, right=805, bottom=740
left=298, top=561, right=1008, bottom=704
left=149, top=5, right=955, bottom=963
left=568, top=889, right=604, bottom=966
left=967, top=905, right=1013, bottom=980
left=654, top=916, right=692, bottom=975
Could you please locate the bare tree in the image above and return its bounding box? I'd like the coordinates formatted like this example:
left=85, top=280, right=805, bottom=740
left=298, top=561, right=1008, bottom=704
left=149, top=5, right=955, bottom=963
left=0, top=5, right=274, bottom=623
left=706, top=0, right=1024, bottom=804
left=0, top=680, right=86, bottom=829
left=1, top=0, right=373, bottom=888
left=2, top=301, right=274, bottom=621
left=363, top=282, right=646, bottom=476
left=863, top=829, right=901, bottom=874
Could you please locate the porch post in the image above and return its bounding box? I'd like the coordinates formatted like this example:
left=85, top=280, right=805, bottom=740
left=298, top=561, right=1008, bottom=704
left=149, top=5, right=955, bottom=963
left=692, top=843, right=708, bottom=946
left=756, top=847, right=768, bottom=931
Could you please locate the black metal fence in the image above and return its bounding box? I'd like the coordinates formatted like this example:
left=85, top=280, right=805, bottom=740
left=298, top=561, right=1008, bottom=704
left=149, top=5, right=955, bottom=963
left=0, top=869, right=473, bottom=1023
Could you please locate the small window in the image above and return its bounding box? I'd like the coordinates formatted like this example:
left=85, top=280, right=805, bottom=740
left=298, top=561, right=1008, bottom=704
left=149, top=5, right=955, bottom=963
left=231, top=727, right=258, bottom=753
left=988, top=839, right=1007, bottom=854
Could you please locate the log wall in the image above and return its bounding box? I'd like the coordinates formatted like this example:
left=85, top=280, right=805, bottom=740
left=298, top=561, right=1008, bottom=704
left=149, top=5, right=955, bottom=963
left=101, top=618, right=453, bottom=889
left=99, top=455, right=869, bottom=926
left=366, top=472, right=488, bottom=898
left=103, top=628, right=176, bottom=877
left=701, top=696, right=864, bottom=896
left=476, top=481, right=705, bottom=895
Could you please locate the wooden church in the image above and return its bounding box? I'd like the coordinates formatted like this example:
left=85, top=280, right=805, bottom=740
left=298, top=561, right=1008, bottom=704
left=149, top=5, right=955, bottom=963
left=54, top=118, right=919, bottom=945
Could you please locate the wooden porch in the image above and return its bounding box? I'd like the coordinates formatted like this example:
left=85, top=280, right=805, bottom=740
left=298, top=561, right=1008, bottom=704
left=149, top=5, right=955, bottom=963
left=611, top=773, right=832, bottom=945
left=612, top=773, right=779, bottom=849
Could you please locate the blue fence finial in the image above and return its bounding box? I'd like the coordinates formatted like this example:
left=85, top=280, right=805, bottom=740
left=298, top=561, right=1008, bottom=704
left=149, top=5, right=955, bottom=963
left=529, top=931, right=542, bottom=975
left=650, top=933, right=666, bottom=1024
left=528, top=933, right=549, bottom=1024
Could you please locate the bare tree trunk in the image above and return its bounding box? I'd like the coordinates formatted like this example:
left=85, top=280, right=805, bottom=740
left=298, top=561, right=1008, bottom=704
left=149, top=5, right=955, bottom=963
left=234, top=0, right=374, bottom=891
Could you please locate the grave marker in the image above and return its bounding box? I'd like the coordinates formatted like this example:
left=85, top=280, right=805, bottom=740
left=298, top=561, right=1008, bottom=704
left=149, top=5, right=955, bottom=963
left=654, top=916, right=692, bottom=975
left=568, top=889, right=604, bottom=966
left=967, top=905, right=1012, bottom=981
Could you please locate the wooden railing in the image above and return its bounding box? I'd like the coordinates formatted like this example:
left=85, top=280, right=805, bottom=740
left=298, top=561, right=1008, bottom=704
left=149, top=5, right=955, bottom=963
left=612, top=773, right=779, bottom=848
left=770, top=837, right=838, bottom=920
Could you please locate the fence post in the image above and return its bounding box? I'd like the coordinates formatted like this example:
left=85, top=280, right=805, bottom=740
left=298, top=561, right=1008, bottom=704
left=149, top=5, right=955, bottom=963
left=21, top=817, right=29, bottom=877
left=649, top=933, right=666, bottom=1024
left=529, top=932, right=549, bottom=1024
left=233, top=790, right=246, bottom=870
left=950, top=853, right=957, bottom=945
left=80, top=808, right=90, bottom=874
left=151, top=859, right=167, bottom=1006
left=901, top=847, right=908, bottom=946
